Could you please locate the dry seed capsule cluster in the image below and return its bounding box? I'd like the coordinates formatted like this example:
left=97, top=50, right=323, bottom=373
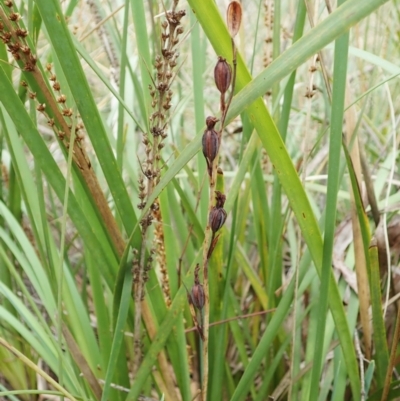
left=191, top=1, right=242, bottom=332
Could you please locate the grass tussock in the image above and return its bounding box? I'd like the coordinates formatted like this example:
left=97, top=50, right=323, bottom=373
left=0, top=0, right=399, bottom=400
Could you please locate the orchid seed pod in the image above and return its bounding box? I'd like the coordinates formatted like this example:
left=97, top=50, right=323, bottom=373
left=209, top=206, right=227, bottom=233
left=227, top=1, right=242, bottom=38
left=214, top=57, right=232, bottom=94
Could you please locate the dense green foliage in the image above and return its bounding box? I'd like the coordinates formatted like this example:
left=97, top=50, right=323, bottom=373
left=0, top=0, right=399, bottom=400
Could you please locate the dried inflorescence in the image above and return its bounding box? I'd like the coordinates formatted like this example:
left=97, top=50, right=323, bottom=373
left=0, top=4, right=88, bottom=158
left=139, top=2, right=186, bottom=205
left=132, top=3, right=186, bottom=375
left=0, top=3, right=36, bottom=70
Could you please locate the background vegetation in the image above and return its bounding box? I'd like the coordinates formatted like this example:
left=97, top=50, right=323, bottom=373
left=0, top=0, right=399, bottom=400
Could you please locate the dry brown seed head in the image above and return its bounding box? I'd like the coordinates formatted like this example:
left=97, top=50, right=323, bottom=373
left=214, top=57, right=232, bottom=94
left=46, top=63, right=52, bottom=71
left=57, top=94, right=67, bottom=103
left=62, top=108, right=73, bottom=117
left=1, top=32, right=12, bottom=43
left=24, top=62, right=35, bottom=72
left=21, top=45, right=30, bottom=54
left=36, top=103, right=46, bottom=112
left=53, top=82, right=61, bottom=91
left=8, top=42, right=20, bottom=53
left=9, top=12, right=21, bottom=21
left=15, top=28, right=28, bottom=37
left=4, top=1, right=13, bottom=7
left=28, top=91, right=36, bottom=99
left=227, top=1, right=242, bottom=38
left=20, top=80, right=27, bottom=87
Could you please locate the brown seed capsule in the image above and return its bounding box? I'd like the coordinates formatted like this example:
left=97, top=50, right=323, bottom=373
left=190, top=283, right=205, bottom=310
left=227, top=1, right=242, bottom=38
left=202, top=128, right=219, bottom=164
left=214, top=57, right=232, bottom=94
left=209, top=206, right=227, bottom=233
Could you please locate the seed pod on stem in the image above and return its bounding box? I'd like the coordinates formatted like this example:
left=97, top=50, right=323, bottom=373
left=214, top=57, right=232, bottom=95
left=209, top=191, right=227, bottom=233
left=202, top=116, right=220, bottom=175
left=209, top=207, right=227, bottom=234
left=190, top=283, right=205, bottom=310
left=227, top=1, right=242, bottom=38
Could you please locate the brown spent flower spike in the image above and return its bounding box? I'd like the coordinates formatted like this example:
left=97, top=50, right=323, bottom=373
left=214, top=57, right=232, bottom=95
left=227, top=1, right=242, bottom=38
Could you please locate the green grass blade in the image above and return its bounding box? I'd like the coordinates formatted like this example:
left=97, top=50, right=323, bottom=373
left=309, top=3, right=350, bottom=397
left=368, top=243, right=389, bottom=388
left=101, top=265, right=133, bottom=401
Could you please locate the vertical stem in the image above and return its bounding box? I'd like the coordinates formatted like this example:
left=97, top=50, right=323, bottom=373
left=201, top=35, right=237, bottom=401
left=201, top=156, right=218, bottom=401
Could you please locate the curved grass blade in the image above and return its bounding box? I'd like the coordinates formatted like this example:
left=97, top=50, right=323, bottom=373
left=309, top=9, right=350, bottom=398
